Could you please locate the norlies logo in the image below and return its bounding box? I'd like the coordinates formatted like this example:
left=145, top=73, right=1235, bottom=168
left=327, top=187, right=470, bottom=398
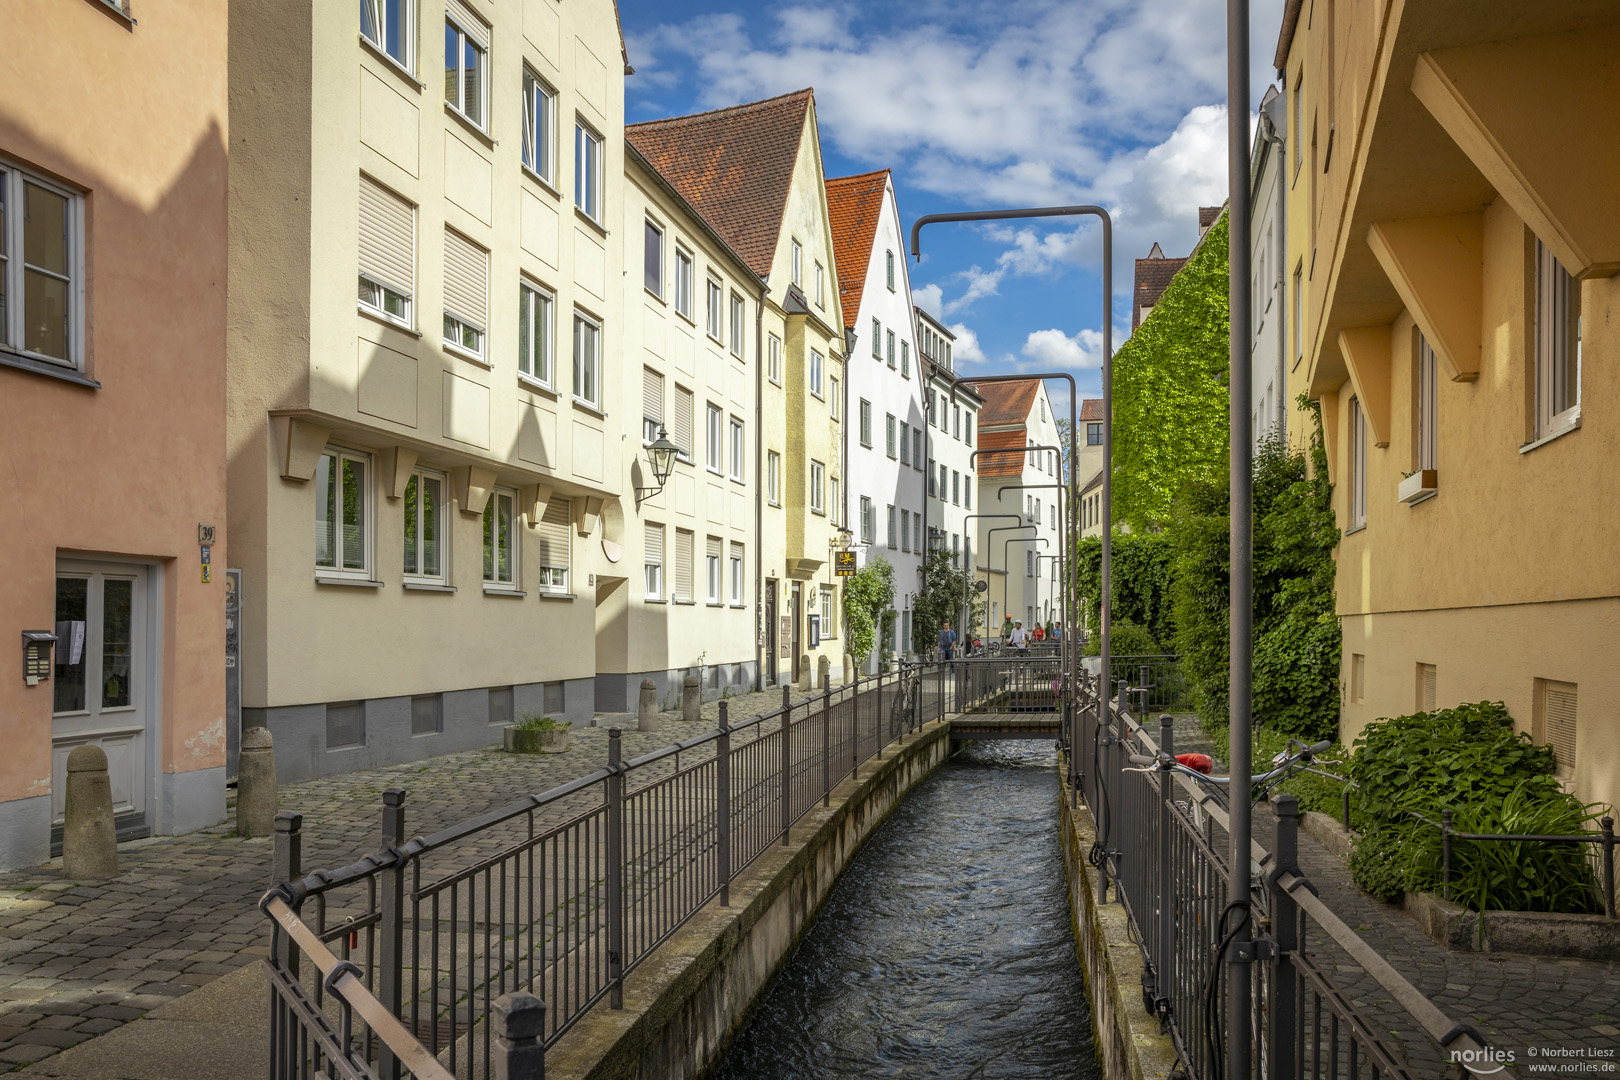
left=1451, top=1046, right=1516, bottom=1075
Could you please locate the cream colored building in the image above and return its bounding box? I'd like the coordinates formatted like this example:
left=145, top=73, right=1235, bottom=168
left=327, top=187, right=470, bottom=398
left=228, top=0, right=630, bottom=779
left=629, top=90, right=847, bottom=689
left=970, top=380, right=1064, bottom=634
left=1277, top=0, right=1620, bottom=810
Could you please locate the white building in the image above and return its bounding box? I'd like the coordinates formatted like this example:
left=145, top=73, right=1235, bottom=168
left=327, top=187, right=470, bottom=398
left=917, top=307, right=984, bottom=638
left=1251, top=83, right=1289, bottom=448
left=970, top=379, right=1063, bottom=635
left=827, top=171, right=926, bottom=668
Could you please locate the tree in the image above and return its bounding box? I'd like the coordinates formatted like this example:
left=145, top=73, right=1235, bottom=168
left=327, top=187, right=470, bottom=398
left=842, top=559, right=895, bottom=665
left=911, top=551, right=982, bottom=652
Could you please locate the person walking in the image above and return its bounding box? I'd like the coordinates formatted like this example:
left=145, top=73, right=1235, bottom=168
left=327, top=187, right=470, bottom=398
left=1010, top=620, right=1030, bottom=651
left=938, top=622, right=958, bottom=670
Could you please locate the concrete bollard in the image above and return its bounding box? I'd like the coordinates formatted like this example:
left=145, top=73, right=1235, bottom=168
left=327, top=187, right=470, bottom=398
left=682, top=673, right=701, bottom=722
left=844, top=654, right=856, bottom=685
left=638, top=679, right=658, bottom=732
left=818, top=655, right=831, bottom=691
left=236, top=726, right=278, bottom=838
left=798, top=655, right=812, bottom=693
left=63, top=745, right=117, bottom=881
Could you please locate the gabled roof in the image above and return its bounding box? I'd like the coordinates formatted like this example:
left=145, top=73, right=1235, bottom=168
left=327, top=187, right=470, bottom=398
left=1080, top=398, right=1105, bottom=422
left=1133, top=250, right=1188, bottom=330
left=1080, top=467, right=1104, bottom=495
left=967, top=379, right=1040, bottom=428
left=626, top=89, right=814, bottom=279
left=824, top=169, right=890, bottom=330
left=977, top=430, right=1029, bottom=478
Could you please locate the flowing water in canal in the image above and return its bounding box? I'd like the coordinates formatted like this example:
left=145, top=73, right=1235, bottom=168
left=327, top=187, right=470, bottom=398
left=715, top=740, right=1102, bottom=1080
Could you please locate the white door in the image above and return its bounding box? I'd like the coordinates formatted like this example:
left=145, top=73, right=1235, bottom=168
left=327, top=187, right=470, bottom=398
left=51, top=561, right=151, bottom=832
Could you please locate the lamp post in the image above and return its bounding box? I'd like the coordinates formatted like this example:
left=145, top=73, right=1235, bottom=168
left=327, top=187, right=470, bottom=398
left=633, top=426, right=681, bottom=502
left=960, top=512, right=1024, bottom=641
left=1003, top=534, right=1047, bottom=633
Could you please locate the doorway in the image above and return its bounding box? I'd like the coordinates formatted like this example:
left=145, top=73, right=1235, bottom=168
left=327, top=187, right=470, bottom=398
left=764, top=580, right=778, bottom=686
left=52, top=560, right=156, bottom=852
left=789, top=582, right=802, bottom=684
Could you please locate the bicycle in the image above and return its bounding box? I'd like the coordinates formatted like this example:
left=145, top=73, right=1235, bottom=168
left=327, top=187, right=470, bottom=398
left=1126, top=736, right=1343, bottom=812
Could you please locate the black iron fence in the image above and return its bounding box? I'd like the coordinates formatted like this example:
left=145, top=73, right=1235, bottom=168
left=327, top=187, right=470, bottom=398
left=954, top=655, right=1064, bottom=713
left=1073, top=677, right=1515, bottom=1079
left=261, top=664, right=955, bottom=1080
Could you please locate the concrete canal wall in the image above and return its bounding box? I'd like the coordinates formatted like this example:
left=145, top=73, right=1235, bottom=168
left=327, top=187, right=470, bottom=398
left=545, top=717, right=954, bottom=1080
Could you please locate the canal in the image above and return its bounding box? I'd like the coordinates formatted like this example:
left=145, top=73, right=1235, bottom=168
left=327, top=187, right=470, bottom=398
left=715, top=740, right=1101, bottom=1079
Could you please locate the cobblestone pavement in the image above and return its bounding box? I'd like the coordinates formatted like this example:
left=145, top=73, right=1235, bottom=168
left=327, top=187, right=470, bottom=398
left=0, top=685, right=821, bottom=1071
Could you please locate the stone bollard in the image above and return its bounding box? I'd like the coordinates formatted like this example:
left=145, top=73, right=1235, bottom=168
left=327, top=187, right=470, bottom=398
left=682, top=673, right=701, bottom=722
left=818, top=655, right=831, bottom=691
left=798, top=655, right=812, bottom=693
left=493, top=991, right=546, bottom=1080
left=236, top=726, right=278, bottom=838
left=844, top=653, right=856, bottom=685
left=63, top=745, right=117, bottom=881
left=637, top=678, right=658, bottom=732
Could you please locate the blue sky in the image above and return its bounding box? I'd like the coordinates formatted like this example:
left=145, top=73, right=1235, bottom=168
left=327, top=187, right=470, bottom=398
left=617, top=0, right=1285, bottom=416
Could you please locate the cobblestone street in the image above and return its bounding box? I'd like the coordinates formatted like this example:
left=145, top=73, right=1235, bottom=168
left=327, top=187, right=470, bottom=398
left=0, top=687, right=817, bottom=1071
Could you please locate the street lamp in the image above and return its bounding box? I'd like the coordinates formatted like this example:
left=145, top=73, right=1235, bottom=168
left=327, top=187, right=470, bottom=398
left=633, top=426, right=680, bottom=502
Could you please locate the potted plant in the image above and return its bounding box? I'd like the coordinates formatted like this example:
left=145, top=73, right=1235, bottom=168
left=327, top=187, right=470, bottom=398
left=505, top=712, right=572, bottom=754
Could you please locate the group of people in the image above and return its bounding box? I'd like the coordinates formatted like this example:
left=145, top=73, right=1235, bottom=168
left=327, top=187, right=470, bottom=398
left=934, top=616, right=1065, bottom=665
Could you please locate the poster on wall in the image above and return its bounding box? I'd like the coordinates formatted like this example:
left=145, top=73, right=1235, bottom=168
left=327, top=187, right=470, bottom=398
left=807, top=614, right=820, bottom=648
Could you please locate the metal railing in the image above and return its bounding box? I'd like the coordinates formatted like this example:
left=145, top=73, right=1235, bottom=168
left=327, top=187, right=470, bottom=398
left=1416, top=808, right=1617, bottom=916
left=1109, top=654, right=1192, bottom=713
left=953, top=655, right=1064, bottom=714
left=1073, top=677, right=1516, bottom=1079
left=261, top=663, right=955, bottom=1080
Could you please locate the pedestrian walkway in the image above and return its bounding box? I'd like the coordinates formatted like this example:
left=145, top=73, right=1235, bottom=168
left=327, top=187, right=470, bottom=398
left=0, top=685, right=818, bottom=1072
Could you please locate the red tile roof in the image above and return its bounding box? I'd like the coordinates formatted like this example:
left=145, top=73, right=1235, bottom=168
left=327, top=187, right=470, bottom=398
left=1199, top=205, right=1223, bottom=230
left=968, top=379, right=1039, bottom=427
left=1133, top=252, right=1188, bottom=329
left=626, top=89, right=813, bottom=279
left=824, top=169, right=889, bottom=330
left=977, top=430, right=1029, bottom=478
left=1080, top=398, right=1105, bottom=422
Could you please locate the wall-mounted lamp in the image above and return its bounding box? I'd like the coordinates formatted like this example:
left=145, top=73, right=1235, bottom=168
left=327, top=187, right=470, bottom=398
left=634, top=426, right=680, bottom=501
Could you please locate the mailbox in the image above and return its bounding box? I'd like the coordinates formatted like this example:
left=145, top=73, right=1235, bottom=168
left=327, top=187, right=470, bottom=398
left=22, top=631, right=56, bottom=687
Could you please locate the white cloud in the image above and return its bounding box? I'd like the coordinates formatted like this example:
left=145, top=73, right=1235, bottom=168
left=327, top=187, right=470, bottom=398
left=911, top=283, right=944, bottom=316
left=1021, top=328, right=1106, bottom=371
left=946, top=323, right=987, bottom=365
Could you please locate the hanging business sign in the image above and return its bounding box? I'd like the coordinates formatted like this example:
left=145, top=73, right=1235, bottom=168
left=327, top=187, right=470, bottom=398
left=834, top=551, right=857, bottom=577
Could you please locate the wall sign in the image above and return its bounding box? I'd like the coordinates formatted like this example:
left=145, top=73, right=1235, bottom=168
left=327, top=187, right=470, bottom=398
left=834, top=551, right=856, bottom=577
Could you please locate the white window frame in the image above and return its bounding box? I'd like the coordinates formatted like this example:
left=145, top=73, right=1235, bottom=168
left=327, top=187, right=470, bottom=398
left=402, top=467, right=448, bottom=585
left=859, top=400, right=872, bottom=447
left=315, top=446, right=372, bottom=579
left=443, top=311, right=485, bottom=362
left=830, top=377, right=840, bottom=421
left=572, top=309, right=602, bottom=409
left=901, top=509, right=911, bottom=552
left=899, top=422, right=911, bottom=465
left=483, top=487, right=519, bottom=589
left=574, top=120, right=604, bottom=223
left=643, top=218, right=664, bottom=299
left=1349, top=395, right=1367, bottom=530
left=705, top=402, right=724, bottom=475
left=729, top=292, right=745, bottom=359
left=859, top=496, right=873, bottom=544
left=821, top=587, right=835, bottom=636
left=0, top=162, right=86, bottom=370
left=886, top=504, right=897, bottom=548
left=674, top=247, right=694, bottom=321
left=886, top=249, right=895, bottom=291
left=518, top=279, right=554, bottom=387
left=1417, top=334, right=1437, bottom=472
left=444, top=14, right=488, bottom=130
left=705, top=544, right=722, bottom=605
left=810, top=460, right=825, bottom=515
left=809, top=350, right=824, bottom=399
left=901, top=341, right=909, bottom=378
left=644, top=524, right=664, bottom=600
left=767, top=333, right=782, bottom=385
left=359, top=273, right=413, bottom=329
left=886, top=414, right=896, bottom=458
left=729, top=544, right=744, bottom=606
left=767, top=451, right=781, bottom=506
left=791, top=238, right=803, bottom=288
left=521, top=67, right=556, bottom=184
left=361, top=0, right=414, bottom=71
left=886, top=330, right=896, bottom=368
left=705, top=277, right=723, bottom=342
left=1533, top=238, right=1581, bottom=441
left=871, top=317, right=882, bottom=358
left=642, top=366, right=664, bottom=446
left=729, top=416, right=745, bottom=483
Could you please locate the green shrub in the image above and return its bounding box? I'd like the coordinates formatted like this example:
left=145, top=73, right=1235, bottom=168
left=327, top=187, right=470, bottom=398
left=1074, top=532, right=1176, bottom=647
left=1084, top=618, right=1161, bottom=657
left=515, top=713, right=569, bottom=732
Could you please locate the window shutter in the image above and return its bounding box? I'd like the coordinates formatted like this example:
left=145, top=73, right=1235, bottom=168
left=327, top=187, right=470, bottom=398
left=1417, top=663, right=1437, bottom=711
left=645, top=523, right=664, bottom=565
left=706, top=535, right=722, bottom=564
left=443, top=228, right=487, bottom=328
left=675, top=529, right=694, bottom=600
left=643, top=368, right=664, bottom=424
left=672, top=386, right=694, bottom=457
left=358, top=176, right=414, bottom=295
left=1545, top=682, right=1578, bottom=776
left=446, top=0, right=490, bottom=48
left=536, top=497, right=571, bottom=566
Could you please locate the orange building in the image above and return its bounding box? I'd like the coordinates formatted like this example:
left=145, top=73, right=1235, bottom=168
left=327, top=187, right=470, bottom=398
left=0, top=0, right=229, bottom=870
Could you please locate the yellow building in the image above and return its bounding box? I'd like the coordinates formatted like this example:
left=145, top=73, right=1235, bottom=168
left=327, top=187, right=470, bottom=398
left=1277, top=0, right=1620, bottom=810
left=629, top=90, right=848, bottom=688
left=227, top=0, right=631, bottom=779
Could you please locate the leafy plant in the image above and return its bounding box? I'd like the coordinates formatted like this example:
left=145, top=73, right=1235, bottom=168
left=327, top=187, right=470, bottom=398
left=910, top=551, right=981, bottom=651
left=514, top=712, right=569, bottom=732
left=842, top=559, right=895, bottom=664
left=1074, top=532, right=1176, bottom=647
left=1083, top=618, right=1160, bottom=657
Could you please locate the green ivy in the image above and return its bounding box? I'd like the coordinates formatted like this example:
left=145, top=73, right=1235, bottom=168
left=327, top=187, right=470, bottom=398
left=910, top=552, right=981, bottom=652
left=841, top=559, right=895, bottom=665
left=1082, top=619, right=1160, bottom=657
left=1073, top=532, right=1176, bottom=647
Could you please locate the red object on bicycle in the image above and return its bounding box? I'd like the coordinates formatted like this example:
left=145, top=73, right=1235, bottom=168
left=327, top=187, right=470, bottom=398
left=1176, top=753, right=1214, bottom=775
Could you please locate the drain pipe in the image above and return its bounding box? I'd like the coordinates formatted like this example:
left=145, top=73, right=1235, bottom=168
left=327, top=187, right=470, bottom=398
left=754, top=281, right=766, bottom=692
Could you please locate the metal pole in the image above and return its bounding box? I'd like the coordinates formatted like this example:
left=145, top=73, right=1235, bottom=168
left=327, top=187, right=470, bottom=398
left=1158, top=713, right=1175, bottom=1021
left=1268, top=795, right=1301, bottom=1080
left=377, top=788, right=406, bottom=1080
left=717, top=704, right=731, bottom=906
left=1603, top=817, right=1615, bottom=919
left=823, top=686, right=832, bottom=807
left=875, top=663, right=885, bottom=758
left=1441, top=808, right=1453, bottom=901
left=781, top=686, right=793, bottom=846
left=606, top=728, right=624, bottom=1008
left=272, top=811, right=302, bottom=980
left=1226, top=0, right=1255, bottom=1074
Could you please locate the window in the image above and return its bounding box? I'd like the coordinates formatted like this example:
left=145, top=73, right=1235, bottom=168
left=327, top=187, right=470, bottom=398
left=705, top=536, right=722, bottom=604
left=402, top=469, right=446, bottom=584
left=1292, top=73, right=1304, bottom=181
left=443, top=7, right=487, bottom=128
left=767, top=333, right=782, bottom=385
left=1416, top=334, right=1437, bottom=472
left=767, top=451, right=781, bottom=505
left=809, top=350, right=824, bottom=398
left=829, top=377, right=840, bottom=420
left=886, top=505, right=897, bottom=549
left=316, top=448, right=369, bottom=577
left=886, top=330, right=896, bottom=368
left=706, top=277, right=723, bottom=341
left=871, top=317, right=882, bottom=358
left=729, top=542, right=744, bottom=605
left=572, top=310, right=601, bottom=408
left=674, top=247, right=694, bottom=320
left=521, top=69, right=555, bottom=183
left=443, top=228, right=487, bottom=359
left=537, top=497, right=571, bottom=591
left=1086, top=422, right=1102, bottom=446
left=1534, top=239, right=1581, bottom=439
left=1415, top=662, right=1437, bottom=712
left=901, top=341, right=909, bottom=378
left=928, top=464, right=936, bottom=497
left=1349, top=396, right=1367, bottom=530
left=644, top=523, right=664, bottom=599
left=411, top=693, right=442, bottom=736
left=901, top=510, right=911, bottom=552
left=939, top=464, right=947, bottom=500
left=358, top=175, right=414, bottom=329
left=674, top=529, right=694, bottom=602
left=914, top=514, right=924, bottom=552
left=730, top=293, right=745, bottom=359
left=859, top=496, right=873, bottom=543
left=1026, top=549, right=1034, bottom=577
left=1533, top=678, right=1578, bottom=779
left=859, top=400, right=872, bottom=447
left=899, top=422, right=911, bottom=465
left=964, top=482, right=972, bottom=510
left=952, top=470, right=960, bottom=506
left=886, top=249, right=895, bottom=291
left=885, top=414, right=896, bottom=458
left=965, top=413, right=972, bottom=443
left=361, top=0, right=412, bottom=68
left=643, top=219, right=663, bottom=296
left=1291, top=264, right=1303, bottom=365
left=729, top=416, right=745, bottom=482
left=791, top=239, right=803, bottom=287
left=814, top=261, right=824, bottom=308
left=913, top=429, right=923, bottom=470
left=953, top=405, right=961, bottom=440
left=518, top=280, right=554, bottom=385
left=705, top=403, right=724, bottom=473
left=810, top=460, right=825, bottom=514
left=642, top=367, right=664, bottom=445
left=574, top=121, right=604, bottom=222
left=483, top=488, right=517, bottom=587
left=672, top=384, right=694, bottom=461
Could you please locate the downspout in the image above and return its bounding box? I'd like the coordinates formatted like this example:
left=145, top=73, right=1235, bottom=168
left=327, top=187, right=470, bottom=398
left=1259, top=93, right=1288, bottom=444
left=754, top=280, right=765, bottom=691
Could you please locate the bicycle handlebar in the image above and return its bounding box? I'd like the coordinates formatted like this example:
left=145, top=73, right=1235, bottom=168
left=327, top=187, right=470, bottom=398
left=1128, top=753, right=1156, bottom=766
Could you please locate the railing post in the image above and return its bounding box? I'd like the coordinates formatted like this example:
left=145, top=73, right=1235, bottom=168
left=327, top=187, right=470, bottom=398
left=717, top=704, right=731, bottom=907
left=493, top=992, right=546, bottom=1080
left=1603, top=816, right=1615, bottom=919
left=822, top=686, right=832, bottom=807
left=377, top=788, right=406, bottom=1080
left=875, top=664, right=885, bottom=758
left=272, top=811, right=302, bottom=979
left=1157, top=713, right=1175, bottom=1019
left=1342, top=787, right=1352, bottom=831
left=1441, top=808, right=1453, bottom=902
left=1268, top=794, right=1301, bottom=1080
left=781, top=687, right=793, bottom=846
left=606, top=728, right=624, bottom=1008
